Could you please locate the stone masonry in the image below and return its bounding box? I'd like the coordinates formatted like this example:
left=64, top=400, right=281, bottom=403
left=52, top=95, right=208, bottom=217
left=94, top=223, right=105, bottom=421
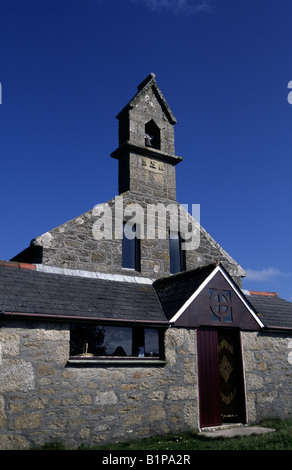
left=0, top=320, right=291, bottom=449
left=0, top=320, right=199, bottom=450
left=17, top=196, right=244, bottom=285
left=12, top=73, right=245, bottom=286
left=242, top=331, right=292, bottom=422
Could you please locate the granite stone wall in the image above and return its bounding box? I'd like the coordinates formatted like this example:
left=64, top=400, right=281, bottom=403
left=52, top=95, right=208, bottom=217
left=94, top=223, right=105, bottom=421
left=16, top=192, right=244, bottom=286
left=242, top=331, right=292, bottom=422
left=1, top=320, right=291, bottom=450
left=0, top=320, right=199, bottom=450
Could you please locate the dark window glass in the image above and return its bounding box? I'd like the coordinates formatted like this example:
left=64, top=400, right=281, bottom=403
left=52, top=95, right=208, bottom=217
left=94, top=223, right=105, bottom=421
left=70, top=324, right=162, bottom=359
left=169, top=231, right=186, bottom=274
left=122, top=223, right=140, bottom=271
left=144, top=327, right=159, bottom=357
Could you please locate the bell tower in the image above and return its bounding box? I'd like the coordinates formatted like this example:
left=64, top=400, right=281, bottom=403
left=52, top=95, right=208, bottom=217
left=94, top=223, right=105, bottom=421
left=111, top=73, right=182, bottom=202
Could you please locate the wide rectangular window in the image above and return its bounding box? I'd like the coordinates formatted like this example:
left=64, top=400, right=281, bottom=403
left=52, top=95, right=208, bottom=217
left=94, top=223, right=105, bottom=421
left=122, top=223, right=140, bottom=271
left=70, top=324, right=163, bottom=359
left=169, top=231, right=186, bottom=274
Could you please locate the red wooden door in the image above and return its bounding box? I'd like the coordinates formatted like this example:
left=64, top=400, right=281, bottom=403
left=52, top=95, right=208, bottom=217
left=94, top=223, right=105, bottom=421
left=197, top=328, right=222, bottom=427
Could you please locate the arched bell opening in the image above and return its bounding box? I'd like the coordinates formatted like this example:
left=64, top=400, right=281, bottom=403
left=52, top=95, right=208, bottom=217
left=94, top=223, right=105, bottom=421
left=145, top=120, right=161, bottom=150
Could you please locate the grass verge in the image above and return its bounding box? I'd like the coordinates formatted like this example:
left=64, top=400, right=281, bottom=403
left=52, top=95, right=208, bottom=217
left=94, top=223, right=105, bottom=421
left=35, top=418, right=292, bottom=451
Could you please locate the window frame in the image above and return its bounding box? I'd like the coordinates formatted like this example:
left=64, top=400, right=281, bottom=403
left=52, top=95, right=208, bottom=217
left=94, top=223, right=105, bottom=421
left=122, top=222, right=141, bottom=272
left=68, top=322, right=166, bottom=365
left=169, top=231, right=186, bottom=274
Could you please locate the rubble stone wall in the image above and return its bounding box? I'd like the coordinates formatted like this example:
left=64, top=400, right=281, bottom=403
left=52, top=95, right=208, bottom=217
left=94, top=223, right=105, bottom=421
left=1, top=321, right=291, bottom=450
left=242, top=331, right=292, bottom=422
left=16, top=193, right=244, bottom=286
left=0, top=321, right=199, bottom=450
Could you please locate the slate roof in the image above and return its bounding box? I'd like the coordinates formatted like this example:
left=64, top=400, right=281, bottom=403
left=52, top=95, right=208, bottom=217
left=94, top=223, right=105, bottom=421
left=153, top=264, right=217, bottom=320
left=247, top=293, right=292, bottom=329
left=153, top=264, right=292, bottom=330
left=0, top=264, right=167, bottom=324
left=1, top=262, right=292, bottom=330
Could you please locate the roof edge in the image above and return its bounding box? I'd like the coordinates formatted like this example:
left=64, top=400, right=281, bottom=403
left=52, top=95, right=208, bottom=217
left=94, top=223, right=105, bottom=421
left=116, top=73, right=177, bottom=124
left=168, top=264, right=265, bottom=328
left=137, top=73, right=156, bottom=91
left=0, top=311, right=169, bottom=325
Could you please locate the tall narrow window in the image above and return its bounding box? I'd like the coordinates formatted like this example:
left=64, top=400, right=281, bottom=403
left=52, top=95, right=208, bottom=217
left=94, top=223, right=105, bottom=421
left=122, top=223, right=140, bottom=271
left=169, top=231, right=186, bottom=274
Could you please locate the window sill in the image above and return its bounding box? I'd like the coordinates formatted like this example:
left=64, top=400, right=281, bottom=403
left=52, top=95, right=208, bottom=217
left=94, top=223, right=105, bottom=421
left=67, top=357, right=166, bottom=366
left=121, top=267, right=141, bottom=273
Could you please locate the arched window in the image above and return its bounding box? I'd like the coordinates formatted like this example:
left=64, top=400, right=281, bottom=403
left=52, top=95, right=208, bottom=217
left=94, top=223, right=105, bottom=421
left=145, top=120, right=160, bottom=150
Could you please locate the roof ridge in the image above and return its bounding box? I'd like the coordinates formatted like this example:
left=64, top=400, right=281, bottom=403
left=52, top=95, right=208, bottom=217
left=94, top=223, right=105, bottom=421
left=35, top=264, right=154, bottom=284
left=248, top=290, right=279, bottom=297
left=0, top=260, right=36, bottom=271
left=153, top=263, right=217, bottom=287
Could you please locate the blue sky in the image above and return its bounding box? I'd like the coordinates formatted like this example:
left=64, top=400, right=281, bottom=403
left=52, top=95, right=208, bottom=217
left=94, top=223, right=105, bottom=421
left=1, top=0, right=292, bottom=300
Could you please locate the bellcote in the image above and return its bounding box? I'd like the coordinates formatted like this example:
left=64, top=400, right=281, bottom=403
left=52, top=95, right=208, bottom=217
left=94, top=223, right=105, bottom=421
left=111, top=73, right=182, bottom=199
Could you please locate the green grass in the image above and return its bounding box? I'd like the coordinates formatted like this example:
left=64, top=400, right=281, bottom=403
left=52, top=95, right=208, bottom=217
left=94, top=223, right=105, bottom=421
left=35, top=418, right=292, bottom=451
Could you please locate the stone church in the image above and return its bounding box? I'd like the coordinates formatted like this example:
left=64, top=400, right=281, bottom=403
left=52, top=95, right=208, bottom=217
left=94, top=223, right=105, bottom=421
left=0, top=74, right=291, bottom=449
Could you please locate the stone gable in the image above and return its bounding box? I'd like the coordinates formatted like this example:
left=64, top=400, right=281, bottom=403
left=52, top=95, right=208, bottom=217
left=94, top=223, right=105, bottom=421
left=12, top=74, right=245, bottom=285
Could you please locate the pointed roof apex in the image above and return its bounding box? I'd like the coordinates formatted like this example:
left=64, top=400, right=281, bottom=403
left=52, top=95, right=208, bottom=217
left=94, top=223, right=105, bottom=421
left=137, top=73, right=156, bottom=91
left=117, top=73, right=177, bottom=124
